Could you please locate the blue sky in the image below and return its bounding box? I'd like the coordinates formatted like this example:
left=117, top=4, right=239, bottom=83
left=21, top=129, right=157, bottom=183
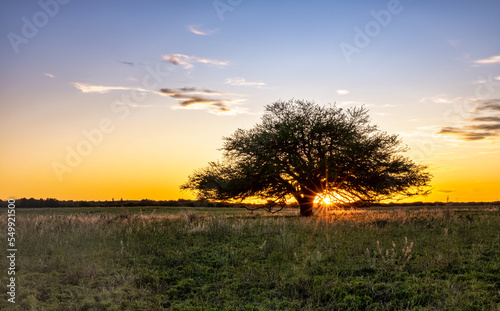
left=1, top=0, right=500, bottom=201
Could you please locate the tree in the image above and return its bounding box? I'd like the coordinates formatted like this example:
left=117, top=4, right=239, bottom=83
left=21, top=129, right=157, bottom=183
left=181, top=99, right=432, bottom=216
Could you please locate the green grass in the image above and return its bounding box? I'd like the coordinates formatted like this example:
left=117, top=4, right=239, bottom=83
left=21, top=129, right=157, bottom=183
left=1, top=205, right=499, bottom=310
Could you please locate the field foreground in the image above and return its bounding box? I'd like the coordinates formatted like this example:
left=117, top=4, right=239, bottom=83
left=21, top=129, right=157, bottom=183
left=1, top=205, right=499, bottom=310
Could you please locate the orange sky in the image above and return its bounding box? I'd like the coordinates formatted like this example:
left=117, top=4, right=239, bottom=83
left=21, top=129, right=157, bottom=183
left=1, top=1, right=500, bottom=203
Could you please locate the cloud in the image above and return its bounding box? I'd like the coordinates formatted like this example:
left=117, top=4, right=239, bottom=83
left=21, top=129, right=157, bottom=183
left=466, top=123, right=500, bottom=131
left=472, top=78, right=487, bottom=85
left=472, top=75, right=500, bottom=85
left=438, top=190, right=454, bottom=193
left=420, top=94, right=463, bottom=104
left=73, top=82, right=159, bottom=108
left=473, top=99, right=500, bottom=111
left=336, top=89, right=349, bottom=95
left=72, top=82, right=152, bottom=94
left=473, top=55, right=500, bottom=65
left=114, top=102, right=155, bottom=108
left=469, top=116, right=500, bottom=122
left=187, top=25, right=216, bottom=36
left=159, top=87, right=246, bottom=115
left=160, top=87, right=227, bottom=97
left=119, top=61, right=135, bottom=66
left=437, top=127, right=496, bottom=141
left=225, top=77, right=266, bottom=88
left=437, top=99, right=500, bottom=141
left=44, top=73, right=55, bottom=78
left=72, top=83, right=237, bottom=113
left=163, top=54, right=228, bottom=69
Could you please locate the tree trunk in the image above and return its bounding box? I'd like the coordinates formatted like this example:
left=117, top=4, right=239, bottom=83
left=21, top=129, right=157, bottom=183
left=298, top=196, right=315, bottom=217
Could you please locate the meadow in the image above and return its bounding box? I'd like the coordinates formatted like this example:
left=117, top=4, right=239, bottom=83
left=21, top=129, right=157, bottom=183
left=0, top=205, right=499, bottom=310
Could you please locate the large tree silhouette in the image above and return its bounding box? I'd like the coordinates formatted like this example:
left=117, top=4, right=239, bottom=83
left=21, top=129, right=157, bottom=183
left=181, top=100, right=431, bottom=216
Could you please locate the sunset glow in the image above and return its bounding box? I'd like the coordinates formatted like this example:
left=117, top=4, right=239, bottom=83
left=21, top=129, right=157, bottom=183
left=1, top=1, right=500, bottom=203
left=314, top=191, right=342, bottom=207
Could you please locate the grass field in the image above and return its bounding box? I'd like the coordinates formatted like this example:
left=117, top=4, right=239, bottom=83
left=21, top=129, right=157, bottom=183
left=1, top=205, right=499, bottom=310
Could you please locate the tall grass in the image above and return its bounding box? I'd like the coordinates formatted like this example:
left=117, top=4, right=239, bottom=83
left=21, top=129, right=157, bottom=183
left=0, top=206, right=499, bottom=310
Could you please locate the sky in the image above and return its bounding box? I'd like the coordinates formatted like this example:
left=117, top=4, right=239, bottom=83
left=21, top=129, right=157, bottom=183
left=1, top=0, right=500, bottom=202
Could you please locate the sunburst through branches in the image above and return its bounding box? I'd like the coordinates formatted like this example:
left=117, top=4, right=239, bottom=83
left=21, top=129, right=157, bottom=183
left=314, top=190, right=349, bottom=216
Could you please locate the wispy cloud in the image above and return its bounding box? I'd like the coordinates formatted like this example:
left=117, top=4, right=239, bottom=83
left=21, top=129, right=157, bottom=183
left=438, top=189, right=454, bottom=193
left=160, top=87, right=246, bottom=115
left=187, top=25, right=216, bottom=36
left=72, top=82, right=244, bottom=114
left=336, top=89, right=349, bottom=95
left=73, top=82, right=157, bottom=108
left=117, top=61, right=149, bottom=67
left=473, top=55, right=500, bottom=65
left=72, top=82, right=153, bottom=94
left=437, top=99, right=500, bottom=141
left=119, top=61, right=135, bottom=66
left=473, top=99, right=500, bottom=112
left=437, top=127, right=496, bottom=141
left=420, top=94, right=463, bottom=104
left=225, top=77, right=266, bottom=88
left=472, top=78, right=488, bottom=85
left=163, top=54, right=228, bottom=69
left=114, top=102, right=155, bottom=108
left=469, top=116, right=500, bottom=122
left=44, top=73, right=55, bottom=78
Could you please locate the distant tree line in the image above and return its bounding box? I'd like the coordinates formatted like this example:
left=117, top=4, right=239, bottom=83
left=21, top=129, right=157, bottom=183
left=0, top=198, right=498, bottom=208
left=0, top=198, right=232, bottom=208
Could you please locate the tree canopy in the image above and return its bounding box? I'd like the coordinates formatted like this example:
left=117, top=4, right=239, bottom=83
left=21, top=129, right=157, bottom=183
left=181, top=99, right=432, bottom=216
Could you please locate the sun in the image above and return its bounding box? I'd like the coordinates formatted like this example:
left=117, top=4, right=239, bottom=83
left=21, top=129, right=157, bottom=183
left=314, top=191, right=337, bottom=206
left=313, top=190, right=351, bottom=216
left=319, top=195, right=333, bottom=205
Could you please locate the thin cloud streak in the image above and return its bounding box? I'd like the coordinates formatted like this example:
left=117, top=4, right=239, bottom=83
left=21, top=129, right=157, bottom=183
left=473, top=55, right=500, bottom=64
left=187, top=25, right=216, bottom=36
left=72, top=82, right=153, bottom=94
left=437, top=127, right=496, bottom=141
left=469, top=116, right=500, bottom=122
left=114, top=102, right=155, bottom=108
left=336, top=89, right=349, bottom=95
left=420, top=94, right=463, bottom=104
left=225, top=77, right=266, bottom=88
left=473, top=99, right=500, bottom=112
left=163, top=54, right=228, bottom=69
